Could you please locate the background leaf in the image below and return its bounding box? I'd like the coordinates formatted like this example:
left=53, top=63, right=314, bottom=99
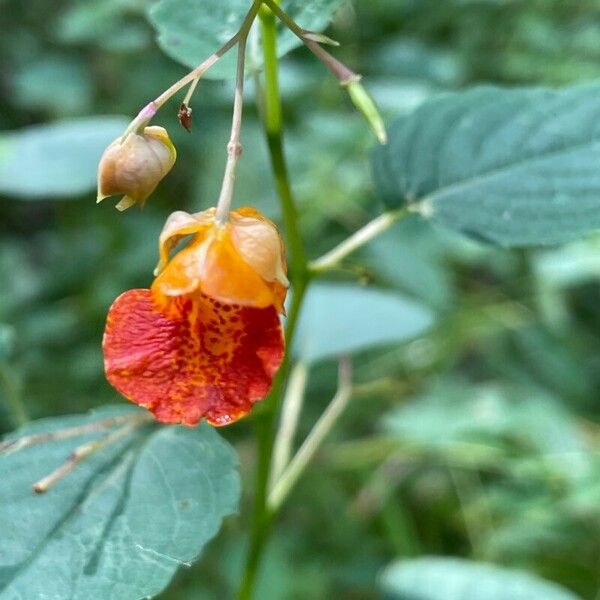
left=0, top=406, right=240, bottom=599
left=148, top=0, right=345, bottom=78
left=372, top=85, right=600, bottom=246
left=379, top=557, right=579, bottom=600
left=0, top=325, right=15, bottom=363
left=382, top=379, right=585, bottom=460
left=0, top=117, right=128, bottom=199
left=293, top=283, right=434, bottom=363
left=363, top=217, right=456, bottom=311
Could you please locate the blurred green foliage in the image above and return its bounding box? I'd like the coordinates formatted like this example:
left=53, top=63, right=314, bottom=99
left=3, top=0, right=600, bottom=598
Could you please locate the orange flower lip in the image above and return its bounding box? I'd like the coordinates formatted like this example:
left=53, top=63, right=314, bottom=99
left=102, top=206, right=288, bottom=427
left=103, top=289, right=284, bottom=426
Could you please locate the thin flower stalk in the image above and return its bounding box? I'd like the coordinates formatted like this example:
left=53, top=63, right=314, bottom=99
left=268, top=358, right=353, bottom=511
left=215, top=31, right=249, bottom=222
left=123, top=0, right=263, bottom=139
left=269, top=360, right=309, bottom=489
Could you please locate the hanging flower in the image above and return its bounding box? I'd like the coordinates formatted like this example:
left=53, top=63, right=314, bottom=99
left=102, top=207, right=288, bottom=426
left=97, top=126, right=176, bottom=211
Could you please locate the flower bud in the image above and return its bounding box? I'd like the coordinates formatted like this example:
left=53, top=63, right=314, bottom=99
left=96, top=126, right=176, bottom=211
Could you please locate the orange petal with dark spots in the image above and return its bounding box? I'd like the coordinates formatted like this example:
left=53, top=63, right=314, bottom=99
left=103, top=288, right=284, bottom=426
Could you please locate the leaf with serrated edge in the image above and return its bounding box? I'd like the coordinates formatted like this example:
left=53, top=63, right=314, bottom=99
left=372, top=85, right=600, bottom=246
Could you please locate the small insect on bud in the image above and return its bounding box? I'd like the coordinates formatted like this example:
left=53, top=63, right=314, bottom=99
left=96, top=126, right=176, bottom=211
left=178, top=103, right=193, bottom=132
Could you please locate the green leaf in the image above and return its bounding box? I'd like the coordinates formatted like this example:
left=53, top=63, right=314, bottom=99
left=148, top=0, right=345, bottom=78
left=55, top=0, right=151, bottom=52
left=382, top=379, right=585, bottom=461
left=379, top=557, right=579, bottom=600
left=0, top=406, right=240, bottom=599
left=371, top=38, right=465, bottom=87
left=294, top=283, right=434, bottom=363
left=11, top=55, right=93, bottom=115
left=372, top=85, right=600, bottom=246
left=0, top=117, right=129, bottom=199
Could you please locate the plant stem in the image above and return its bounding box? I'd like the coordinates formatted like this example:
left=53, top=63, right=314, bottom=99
left=268, top=358, right=352, bottom=511
left=182, top=77, right=201, bottom=107
left=215, top=26, right=249, bottom=222
left=261, top=0, right=359, bottom=84
left=260, top=9, right=307, bottom=279
left=238, top=282, right=306, bottom=600
left=0, top=412, right=146, bottom=454
left=32, top=415, right=150, bottom=493
left=123, top=0, right=262, bottom=138
left=237, top=5, right=309, bottom=598
left=310, top=207, right=409, bottom=273
left=269, top=360, right=308, bottom=489
left=262, top=0, right=387, bottom=143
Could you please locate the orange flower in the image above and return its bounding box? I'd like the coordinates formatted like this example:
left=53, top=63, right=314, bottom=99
left=102, top=207, right=288, bottom=426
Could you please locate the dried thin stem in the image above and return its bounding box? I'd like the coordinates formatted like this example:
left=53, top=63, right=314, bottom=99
left=268, top=358, right=352, bottom=511
left=215, top=5, right=258, bottom=223
left=309, top=208, right=409, bottom=273
left=0, top=412, right=146, bottom=455
left=182, top=76, right=201, bottom=107
left=123, top=0, right=262, bottom=139
left=261, top=0, right=359, bottom=84
left=269, top=361, right=309, bottom=490
left=32, top=415, right=150, bottom=494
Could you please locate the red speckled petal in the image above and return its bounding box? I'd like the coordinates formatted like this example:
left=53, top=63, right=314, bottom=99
left=103, top=289, right=284, bottom=426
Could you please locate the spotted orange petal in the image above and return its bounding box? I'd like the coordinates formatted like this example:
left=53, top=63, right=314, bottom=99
left=103, top=289, right=284, bottom=426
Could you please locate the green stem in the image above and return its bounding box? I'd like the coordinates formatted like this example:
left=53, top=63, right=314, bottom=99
left=237, top=5, right=310, bottom=599
left=309, top=208, right=410, bottom=274
left=268, top=358, right=352, bottom=512
left=260, top=5, right=307, bottom=280
left=238, top=282, right=307, bottom=600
